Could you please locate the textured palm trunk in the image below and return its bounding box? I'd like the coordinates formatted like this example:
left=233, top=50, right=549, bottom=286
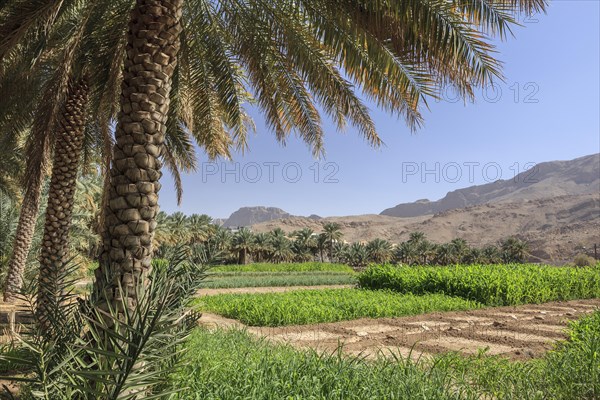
left=2, top=174, right=44, bottom=302
left=36, top=79, right=88, bottom=319
left=94, top=0, right=182, bottom=315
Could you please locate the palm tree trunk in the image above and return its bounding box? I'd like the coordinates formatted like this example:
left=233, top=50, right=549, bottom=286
left=36, top=78, right=88, bottom=319
left=2, top=173, right=43, bottom=302
left=94, top=0, right=182, bottom=316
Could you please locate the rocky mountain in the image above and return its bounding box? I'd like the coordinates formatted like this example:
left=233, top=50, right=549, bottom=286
left=380, top=153, right=599, bottom=217
left=223, top=206, right=293, bottom=228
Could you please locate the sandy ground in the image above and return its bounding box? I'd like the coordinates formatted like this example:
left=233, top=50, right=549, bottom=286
left=197, top=284, right=354, bottom=296
left=199, top=298, right=600, bottom=361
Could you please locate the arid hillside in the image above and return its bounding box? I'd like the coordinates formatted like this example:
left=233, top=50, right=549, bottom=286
left=381, top=153, right=599, bottom=217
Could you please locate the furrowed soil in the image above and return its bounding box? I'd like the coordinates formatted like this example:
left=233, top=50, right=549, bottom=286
left=199, top=298, right=600, bottom=361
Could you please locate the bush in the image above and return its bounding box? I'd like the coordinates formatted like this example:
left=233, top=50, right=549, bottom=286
left=573, top=253, right=597, bottom=267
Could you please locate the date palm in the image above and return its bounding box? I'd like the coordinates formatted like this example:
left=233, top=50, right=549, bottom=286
left=450, top=238, right=470, bottom=263
left=293, top=228, right=316, bottom=262
left=252, top=232, right=271, bottom=262
left=322, top=223, right=343, bottom=261
left=501, top=236, right=529, bottom=263
left=1, top=0, right=547, bottom=313
left=268, top=233, right=294, bottom=263
left=366, top=238, right=392, bottom=264
left=344, top=242, right=369, bottom=270
left=231, top=227, right=254, bottom=264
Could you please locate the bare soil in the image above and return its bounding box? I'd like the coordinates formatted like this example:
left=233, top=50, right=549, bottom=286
left=199, top=298, right=600, bottom=361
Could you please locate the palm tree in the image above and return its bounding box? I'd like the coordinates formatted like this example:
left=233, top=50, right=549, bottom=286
left=322, top=223, right=342, bottom=261
left=433, top=244, right=453, bottom=266
left=394, top=241, right=419, bottom=265
left=450, top=238, right=470, bottom=263
left=36, top=79, right=89, bottom=318
left=463, top=248, right=484, bottom=265
left=0, top=192, right=19, bottom=274
left=501, top=237, right=529, bottom=263
left=344, top=242, right=369, bottom=271
left=316, top=233, right=328, bottom=263
left=268, top=233, right=293, bottom=263
left=293, top=228, right=316, bottom=262
left=2, top=0, right=547, bottom=311
left=252, top=232, right=271, bottom=263
left=408, top=231, right=426, bottom=244
left=231, top=227, right=254, bottom=264
left=187, top=214, right=212, bottom=244
left=482, top=245, right=502, bottom=264
left=366, top=238, right=392, bottom=264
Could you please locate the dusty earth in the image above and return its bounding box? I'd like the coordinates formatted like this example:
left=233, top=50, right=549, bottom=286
left=199, top=298, right=600, bottom=361
left=197, top=284, right=354, bottom=296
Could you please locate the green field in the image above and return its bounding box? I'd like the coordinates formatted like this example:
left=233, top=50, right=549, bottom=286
left=172, top=311, right=600, bottom=399
left=195, top=288, right=480, bottom=326
left=358, top=264, right=600, bottom=306
left=202, top=271, right=356, bottom=288
left=210, top=262, right=354, bottom=273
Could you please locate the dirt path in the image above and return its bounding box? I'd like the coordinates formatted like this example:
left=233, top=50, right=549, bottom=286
left=197, top=284, right=354, bottom=296
left=199, top=298, right=600, bottom=361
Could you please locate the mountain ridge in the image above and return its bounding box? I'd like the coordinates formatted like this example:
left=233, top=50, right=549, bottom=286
left=380, top=153, right=599, bottom=217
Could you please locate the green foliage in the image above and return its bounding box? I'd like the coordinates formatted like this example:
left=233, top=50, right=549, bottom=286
left=171, top=328, right=464, bottom=400
left=210, top=262, right=353, bottom=273
left=0, top=251, right=206, bottom=399
left=202, top=271, right=356, bottom=289
left=195, top=289, right=480, bottom=326
left=172, top=311, right=600, bottom=399
left=0, top=192, right=18, bottom=274
left=358, top=264, right=600, bottom=306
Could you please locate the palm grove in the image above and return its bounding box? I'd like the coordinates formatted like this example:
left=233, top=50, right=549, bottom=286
left=152, top=214, right=530, bottom=269
left=0, top=0, right=545, bottom=397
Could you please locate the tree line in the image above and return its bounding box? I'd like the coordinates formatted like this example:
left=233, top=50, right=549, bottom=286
left=152, top=213, right=530, bottom=269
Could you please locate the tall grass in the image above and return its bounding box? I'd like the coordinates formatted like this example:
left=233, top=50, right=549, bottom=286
left=359, top=264, right=600, bottom=306
left=195, top=289, right=480, bottom=326
left=172, top=311, right=600, bottom=399
left=201, top=271, right=356, bottom=288
left=210, top=262, right=353, bottom=273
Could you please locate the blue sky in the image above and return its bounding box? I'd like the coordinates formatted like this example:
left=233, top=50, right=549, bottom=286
left=160, top=1, right=600, bottom=219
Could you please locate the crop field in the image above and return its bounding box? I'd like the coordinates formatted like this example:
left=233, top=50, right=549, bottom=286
left=174, top=311, right=600, bottom=399
left=201, top=271, right=356, bottom=289
left=358, top=264, right=600, bottom=306
left=195, top=289, right=480, bottom=326
left=210, top=262, right=354, bottom=273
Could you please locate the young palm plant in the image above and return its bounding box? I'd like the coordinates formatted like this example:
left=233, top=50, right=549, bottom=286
left=0, top=248, right=206, bottom=399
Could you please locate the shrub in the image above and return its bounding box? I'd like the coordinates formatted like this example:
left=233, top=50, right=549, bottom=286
left=573, top=253, right=597, bottom=267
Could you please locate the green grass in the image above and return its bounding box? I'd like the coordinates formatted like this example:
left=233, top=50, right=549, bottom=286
left=202, top=271, right=357, bottom=288
left=359, top=264, right=600, bottom=306
left=172, top=311, right=600, bottom=399
left=210, top=262, right=353, bottom=273
left=194, top=288, right=480, bottom=326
